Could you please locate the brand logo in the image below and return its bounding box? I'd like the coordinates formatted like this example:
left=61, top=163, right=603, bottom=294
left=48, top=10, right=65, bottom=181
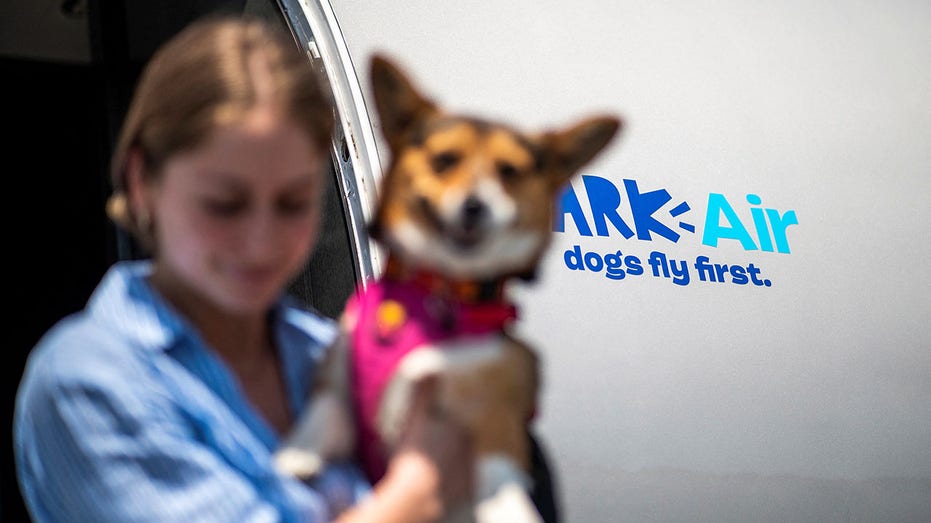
left=554, top=175, right=799, bottom=287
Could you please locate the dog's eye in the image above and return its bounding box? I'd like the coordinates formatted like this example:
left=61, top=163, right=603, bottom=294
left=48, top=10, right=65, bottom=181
left=430, top=151, right=460, bottom=174
left=497, top=161, right=520, bottom=181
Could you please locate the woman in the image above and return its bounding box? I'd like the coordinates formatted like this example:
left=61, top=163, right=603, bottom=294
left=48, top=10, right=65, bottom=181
left=14, top=16, right=471, bottom=522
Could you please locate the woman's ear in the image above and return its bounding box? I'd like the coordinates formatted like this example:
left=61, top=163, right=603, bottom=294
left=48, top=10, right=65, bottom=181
left=125, top=147, right=153, bottom=233
left=126, top=148, right=146, bottom=207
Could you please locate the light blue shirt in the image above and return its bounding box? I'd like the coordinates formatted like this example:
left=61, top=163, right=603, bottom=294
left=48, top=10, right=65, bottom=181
left=15, top=261, right=370, bottom=522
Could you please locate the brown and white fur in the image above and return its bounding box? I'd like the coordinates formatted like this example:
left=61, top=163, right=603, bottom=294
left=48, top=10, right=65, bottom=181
left=274, top=54, right=621, bottom=523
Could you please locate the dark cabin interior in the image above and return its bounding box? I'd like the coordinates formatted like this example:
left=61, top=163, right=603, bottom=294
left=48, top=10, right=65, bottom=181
left=2, top=2, right=360, bottom=520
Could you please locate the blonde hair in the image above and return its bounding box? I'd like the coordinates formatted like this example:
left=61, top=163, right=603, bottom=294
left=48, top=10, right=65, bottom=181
left=106, top=16, right=334, bottom=248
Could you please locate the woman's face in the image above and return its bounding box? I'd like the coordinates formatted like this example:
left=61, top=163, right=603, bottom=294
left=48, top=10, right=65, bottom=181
left=145, top=107, right=325, bottom=315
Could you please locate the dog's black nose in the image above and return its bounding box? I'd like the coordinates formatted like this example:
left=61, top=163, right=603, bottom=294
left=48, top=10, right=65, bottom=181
left=461, top=196, right=488, bottom=230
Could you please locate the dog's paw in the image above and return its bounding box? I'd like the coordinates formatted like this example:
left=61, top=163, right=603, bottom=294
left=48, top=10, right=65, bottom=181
left=272, top=448, right=325, bottom=479
left=475, top=483, right=542, bottom=523
left=473, top=455, right=541, bottom=523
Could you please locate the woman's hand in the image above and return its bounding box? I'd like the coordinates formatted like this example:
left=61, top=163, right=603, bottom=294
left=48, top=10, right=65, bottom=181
left=393, top=375, right=475, bottom=514
left=337, top=376, right=475, bottom=523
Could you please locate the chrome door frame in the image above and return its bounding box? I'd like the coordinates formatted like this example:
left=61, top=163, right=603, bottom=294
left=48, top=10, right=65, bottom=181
left=277, top=0, right=384, bottom=286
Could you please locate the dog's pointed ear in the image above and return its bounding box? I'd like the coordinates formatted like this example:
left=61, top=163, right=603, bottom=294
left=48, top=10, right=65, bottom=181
left=370, top=54, right=438, bottom=148
left=541, top=115, right=622, bottom=187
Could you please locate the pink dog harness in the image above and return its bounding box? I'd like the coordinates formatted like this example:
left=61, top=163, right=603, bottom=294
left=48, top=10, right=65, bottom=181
left=345, top=276, right=518, bottom=482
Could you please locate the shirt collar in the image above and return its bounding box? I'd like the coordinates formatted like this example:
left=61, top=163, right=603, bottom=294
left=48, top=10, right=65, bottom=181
left=87, top=260, right=182, bottom=351
left=88, top=260, right=337, bottom=355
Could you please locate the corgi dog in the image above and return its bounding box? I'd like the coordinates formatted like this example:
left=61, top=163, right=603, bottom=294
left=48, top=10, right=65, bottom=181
left=274, top=54, right=621, bottom=523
